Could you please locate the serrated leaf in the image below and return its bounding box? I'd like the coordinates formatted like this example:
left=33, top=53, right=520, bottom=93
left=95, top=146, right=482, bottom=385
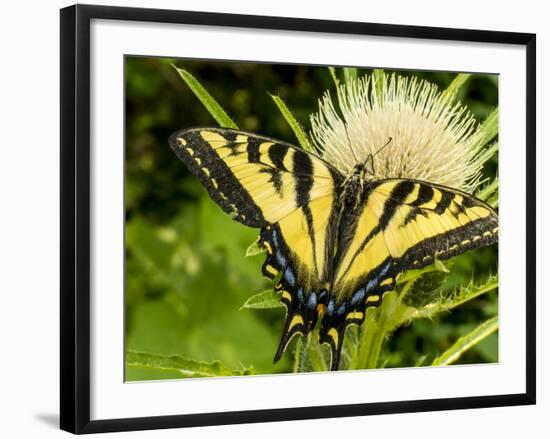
left=433, top=259, right=450, bottom=273
left=270, top=94, right=313, bottom=152
left=126, top=351, right=253, bottom=377
left=245, top=239, right=265, bottom=257
left=397, top=259, right=449, bottom=285
left=432, top=316, right=498, bottom=366
left=399, top=274, right=498, bottom=322
left=241, top=289, right=283, bottom=310
left=173, top=65, right=238, bottom=129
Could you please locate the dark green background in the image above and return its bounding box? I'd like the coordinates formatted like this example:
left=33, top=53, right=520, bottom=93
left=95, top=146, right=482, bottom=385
left=124, top=57, right=498, bottom=380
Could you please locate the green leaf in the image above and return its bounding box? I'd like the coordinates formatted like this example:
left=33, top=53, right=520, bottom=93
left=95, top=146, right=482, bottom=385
left=397, top=259, right=449, bottom=285
left=308, top=334, right=328, bottom=372
left=245, top=239, right=265, bottom=257
left=477, top=141, right=499, bottom=166
left=241, top=289, right=283, bottom=310
left=328, top=66, right=339, bottom=88
left=172, top=65, right=238, bottom=129
left=432, top=316, right=499, bottom=366
left=476, top=176, right=499, bottom=202
left=439, top=274, right=499, bottom=311
left=441, top=73, right=471, bottom=99
left=487, top=192, right=498, bottom=208
left=270, top=94, right=313, bottom=152
left=399, top=274, right=498, bottom=322
left=343, top=67, right=358, bottom=85
left=414, top=354, right=430, bottom=367
left=373, top=69, right=385, bottom=102
left=292, top=337, right=304, bottom=373
left=126, top=351, right=253, bottom=377
left=475, top=108, right=499, bottom=147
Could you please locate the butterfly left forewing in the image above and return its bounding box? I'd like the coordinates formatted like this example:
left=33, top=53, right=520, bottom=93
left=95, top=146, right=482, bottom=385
left=170, top=127, right=337, bottom=226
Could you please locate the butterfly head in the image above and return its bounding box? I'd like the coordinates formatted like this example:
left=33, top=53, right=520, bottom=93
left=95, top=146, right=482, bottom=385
left=353, top=162, right=370, bottom=180
left=352, top=136, right=393, bottom=182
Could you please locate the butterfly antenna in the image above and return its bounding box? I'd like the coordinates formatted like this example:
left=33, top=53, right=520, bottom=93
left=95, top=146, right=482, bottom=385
left=363, top=137, right=392, bottom=175
left=373, top=136, right=393, bottom=158
left=343, top=123, right=360, bottom=164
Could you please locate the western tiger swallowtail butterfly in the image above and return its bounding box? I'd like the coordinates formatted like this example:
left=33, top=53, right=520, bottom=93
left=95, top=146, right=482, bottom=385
left=169, top=127, right=498, bottom=371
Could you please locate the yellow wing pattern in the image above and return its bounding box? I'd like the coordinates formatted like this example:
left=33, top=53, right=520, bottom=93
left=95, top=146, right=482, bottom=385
left=170, top=128, right=342, bottom=360
left=170, top=128, right=336, bottom=226
left=320, top=179, right=498, bottom=369
left=171, top=128, right=498, bottom=372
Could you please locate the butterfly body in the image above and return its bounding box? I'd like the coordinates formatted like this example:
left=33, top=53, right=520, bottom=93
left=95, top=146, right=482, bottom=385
left=170, top=127, right=498, bottom=371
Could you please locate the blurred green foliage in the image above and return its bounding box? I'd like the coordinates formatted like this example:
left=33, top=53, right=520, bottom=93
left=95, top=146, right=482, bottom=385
left=125, top=57, right=498, bottom=380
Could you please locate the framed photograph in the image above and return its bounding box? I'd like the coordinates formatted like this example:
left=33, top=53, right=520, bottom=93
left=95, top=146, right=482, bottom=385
left=60, top=4, right=536, bottom=434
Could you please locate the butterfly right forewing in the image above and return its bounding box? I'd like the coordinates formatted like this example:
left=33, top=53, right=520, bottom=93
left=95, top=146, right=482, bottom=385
left=320, top=178, right=498, bottom=370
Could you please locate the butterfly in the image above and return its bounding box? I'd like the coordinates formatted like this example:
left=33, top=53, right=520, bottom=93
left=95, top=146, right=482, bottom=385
left=169, top=127, right=498, bottom=371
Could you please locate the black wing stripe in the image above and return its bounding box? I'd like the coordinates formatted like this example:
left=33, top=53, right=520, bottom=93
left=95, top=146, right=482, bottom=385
left=434, top=189, right=455, bottom=214
left=410, top=184, right=434, bottom=206
left=378, top=180, right=416, bottom=230
left=293, top=150, right=321, bottom=276
left=398, top=217, right=498, bottom=269
left=347, top=180, right=415, bottom=263
left=294, top=150, right=314, bottom=206
left=268, top=143, right=289, bottom=170
left=169, top=130, right=266, bottom=227
left=246, top=137, right=262, bottom=163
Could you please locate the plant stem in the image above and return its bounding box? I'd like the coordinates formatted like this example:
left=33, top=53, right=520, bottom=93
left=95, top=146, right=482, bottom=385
left=352, top=312, right=385, bottom=370
left=308, top=338, right=328, bottom=372
left=292, top=337, right=304, bottom=373
left=351, top=280, right=417, bottom=371
left=364, top=323, right=386, bottom=369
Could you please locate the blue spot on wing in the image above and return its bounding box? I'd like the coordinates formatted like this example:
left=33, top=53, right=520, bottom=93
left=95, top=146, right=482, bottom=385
left=366, top=278, right=378, bottom=292
left=307, top=292, right=317, bottom=309
left=275, top=250, right=286, bottom=268
left=271, top=229, right=288, bottom=268
left=327, top=299, right=335, bottom=316
left=351, top=288, right=365, bottom=306
left=284, top=266, right=296, bottom=287
left=365, top=260, right=392, bottom=292
left=272, top=229, right=279, bottom=245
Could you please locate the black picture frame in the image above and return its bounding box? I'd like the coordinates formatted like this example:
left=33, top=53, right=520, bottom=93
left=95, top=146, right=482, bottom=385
left=60, top=4, right=536, bottom=434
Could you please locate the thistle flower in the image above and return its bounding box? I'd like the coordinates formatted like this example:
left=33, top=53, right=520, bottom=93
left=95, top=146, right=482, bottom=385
left=310, top=73, right=490, bottom=192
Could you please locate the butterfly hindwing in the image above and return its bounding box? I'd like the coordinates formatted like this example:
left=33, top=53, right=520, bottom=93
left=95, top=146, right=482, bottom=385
left=321, top=178, right=498, bottom=370
left=261, top=196, right=338, bottom=362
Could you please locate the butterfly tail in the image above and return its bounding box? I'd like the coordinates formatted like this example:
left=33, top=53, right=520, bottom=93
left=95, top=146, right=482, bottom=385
left=318, top=323, right=346, bottom=371
left=273, top=305, right=306, bottom=363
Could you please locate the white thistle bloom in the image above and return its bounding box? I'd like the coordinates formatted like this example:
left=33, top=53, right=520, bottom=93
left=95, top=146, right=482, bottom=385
left=310, top=73, right=490, bottom=192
